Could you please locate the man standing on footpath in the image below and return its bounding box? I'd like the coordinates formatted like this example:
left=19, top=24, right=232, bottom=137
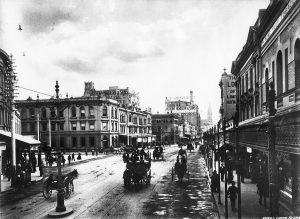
left=227, top=181, right=238, bottom=211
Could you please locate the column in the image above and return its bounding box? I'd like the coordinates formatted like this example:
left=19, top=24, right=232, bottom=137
left=292, top=154, right=300, bottom=215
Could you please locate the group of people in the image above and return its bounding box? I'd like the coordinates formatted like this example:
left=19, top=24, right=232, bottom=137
left=123, top=146, right=149, bottom=163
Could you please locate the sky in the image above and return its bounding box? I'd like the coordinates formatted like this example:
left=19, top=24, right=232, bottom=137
left=0, top=0, right=269, bottom=123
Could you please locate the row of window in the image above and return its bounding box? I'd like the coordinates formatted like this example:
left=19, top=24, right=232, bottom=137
left=50, top=136, right=95, bottom=148
left=238, top=38, right=300, bottom=121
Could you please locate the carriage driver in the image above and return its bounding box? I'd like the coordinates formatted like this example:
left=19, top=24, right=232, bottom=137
left=178, top=146, right=186, bottom=157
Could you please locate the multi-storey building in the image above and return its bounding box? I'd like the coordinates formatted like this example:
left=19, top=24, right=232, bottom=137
left=83, top=82, right=140, bottom=108
left=227, top=0, right=300, bottom=215
left=16, top=94, right=152, bottom=152
left=165, top=91, right=201, bottom=136
left=152, top=113, right=180, bottom=145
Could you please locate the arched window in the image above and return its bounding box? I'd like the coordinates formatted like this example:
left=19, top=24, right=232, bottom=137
left=41, top=108, right=47, bottom=118
left=111, top=107, right=114, bottom=118
left=80, top=106, right=85, bottom=117
left=50, top=108, right=56, bottom=118
left=295, top=39, right=300, bottom=88
left=102, top=106, right=107, bottom=117
left=21, top=108, right=27, bottom=119
left=71, top=106, right=76, bottom=117
left=276, top=51, right=283, bottom=95
left=89, top=106, right=94, bottom=117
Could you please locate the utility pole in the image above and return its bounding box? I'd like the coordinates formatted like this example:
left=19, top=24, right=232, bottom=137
left=223, top=118, right=228, bottom=219
left=6, top=54, right=17, bottom=187
left=235, top=80, right=241, bottom=219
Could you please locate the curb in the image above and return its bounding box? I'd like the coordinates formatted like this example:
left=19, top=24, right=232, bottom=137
left=0, top=153, right=115, bottom=194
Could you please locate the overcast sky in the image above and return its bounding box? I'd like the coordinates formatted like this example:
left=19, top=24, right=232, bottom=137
left=1, top=0, right=269, bottom=123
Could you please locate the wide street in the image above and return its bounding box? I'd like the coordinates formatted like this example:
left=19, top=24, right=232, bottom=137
left=0, top=146, right=218, bottom=219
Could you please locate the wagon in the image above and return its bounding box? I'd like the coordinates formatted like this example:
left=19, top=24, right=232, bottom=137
left=153, top=146, right=164, bottom=161
left=171, top=155, right=189, bottom=182
left=123, top=160, right=151, bottom=188
left=42, top=166, right=78, bottom=199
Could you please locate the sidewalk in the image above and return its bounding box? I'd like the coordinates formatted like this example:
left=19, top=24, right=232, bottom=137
left=211, top=171, right=270, bottom=219
left=0, top=152, right=114, bottom=193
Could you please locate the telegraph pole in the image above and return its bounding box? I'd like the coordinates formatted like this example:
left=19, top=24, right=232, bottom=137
left=217, top=121, right=222, bottom=205
left=7, top=54, right=17, bottom=187
left=268, top=81, right=277, bottom=216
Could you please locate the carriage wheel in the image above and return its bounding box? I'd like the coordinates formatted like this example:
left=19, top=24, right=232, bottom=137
left=64, top=182, right=72, bottom=199
left=42, top=183, right=52, bottom=199
left=147, top=170, right=151, bottom=185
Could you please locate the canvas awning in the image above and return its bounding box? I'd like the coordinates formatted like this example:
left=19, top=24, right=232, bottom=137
left=0, top=130, right=40, bottom=145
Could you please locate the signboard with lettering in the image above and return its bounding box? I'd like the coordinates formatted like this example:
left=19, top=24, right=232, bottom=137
left=221, top=74, right=236, bottom=120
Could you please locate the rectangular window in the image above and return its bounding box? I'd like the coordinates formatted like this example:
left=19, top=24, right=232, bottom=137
left=81, top=122, right=86, bottom=130
left=111, top=122, right=114, bottom=131
left=115, top=123, right=118, bottom=131
left=30, top=123, right=35, bottom=132
left=81, top=137, right=86, bottom=147
left=102, top=122, right=108, bottom=131
left=72, top=137, right=77, bottom=147
left=59, top=123, right=64, bottom=131
left=89, top=122, right=95, bottom=130
left=51, top=123, right=56, bottom=131
left=89, top=136, right=95, bottom=147
left=42, top=123, right=47, bottom=131
left=72, top=123, right=77, bottom=131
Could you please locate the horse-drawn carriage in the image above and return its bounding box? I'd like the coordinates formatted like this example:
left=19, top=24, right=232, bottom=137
left=123, top=160, right=151, bottom=189
left=42, top=166, right=78, bottom=199
left=153, top=146, right=164, bottom=160
left=187, top=143, right=195, bottom=152
left=172, top=154, right=189, bottom=182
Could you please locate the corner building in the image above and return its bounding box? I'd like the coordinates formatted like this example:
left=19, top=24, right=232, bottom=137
left=230, top=0, right=300, bottom=215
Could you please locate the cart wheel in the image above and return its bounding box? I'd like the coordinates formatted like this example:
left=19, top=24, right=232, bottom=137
left=147, top=170, right=151, bottom=185
left=42, top=183, right=52, bottom=199
left=64, top=182, right=72, bottom=199
left=171, top=167, right=174, bottom=181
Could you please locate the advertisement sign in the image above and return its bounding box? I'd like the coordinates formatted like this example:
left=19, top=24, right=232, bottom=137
left=221, top=73, right=236, bottom=120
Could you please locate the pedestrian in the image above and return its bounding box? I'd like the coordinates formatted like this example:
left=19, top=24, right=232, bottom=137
left=72, top=153, right=75, bottom=161
left=85, top=149, right=88, bottom=156
left=220, top=163, right=225, bottom=181
left=68, top=154, right=71, bottom=165
left=62, top=155, right=66, bottom=166
left=257, top=176, right=268, bottom=207
left=211, top=170, right=219, bottom=193
left=77, top=152, right=82, bottom=160
left=227, top=181, right=238, bottom=211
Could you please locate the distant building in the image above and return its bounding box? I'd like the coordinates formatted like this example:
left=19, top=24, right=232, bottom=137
left=151, top=113, right=180, bottom=145
left=165, top=91, right=201, bottom=136
left=200, top=105, right=213, bottom=132
left=83, top=82, right=140, bottom=109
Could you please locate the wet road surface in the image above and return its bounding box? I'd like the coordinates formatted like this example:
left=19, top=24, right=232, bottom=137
left=1, top=146, right=218, bottom=218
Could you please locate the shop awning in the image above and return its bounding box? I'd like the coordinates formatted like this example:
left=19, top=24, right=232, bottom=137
left=0, top=130, right=40, bottom=145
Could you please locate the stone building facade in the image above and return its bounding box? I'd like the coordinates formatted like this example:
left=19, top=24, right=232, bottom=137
left=229, top=0, right=300, bottom=215
left=16, top=96, right=152, bottom=152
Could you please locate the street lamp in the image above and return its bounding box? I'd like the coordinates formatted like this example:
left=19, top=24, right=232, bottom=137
left=48, top=81, right=73, bottom=218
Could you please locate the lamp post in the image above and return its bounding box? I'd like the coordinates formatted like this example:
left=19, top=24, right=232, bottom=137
left=267, top=81, right=277, bottom=216
left=217, top=121, right=222, bottom=205
left=223, top=118, right=228, bottom=219
left=48, top=81, right=73, bottom=218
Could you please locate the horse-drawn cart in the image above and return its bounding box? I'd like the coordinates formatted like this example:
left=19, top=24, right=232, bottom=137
left=153, top=146, right=164, bottom=161
left=123, top=160, right=151, bottom=189
left=42, top=166, right=78, bottom=199
left=171, top=155, right=189, bottom=182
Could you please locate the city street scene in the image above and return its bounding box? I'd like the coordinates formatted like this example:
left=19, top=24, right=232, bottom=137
left=0, top=0, right=300, bottom=218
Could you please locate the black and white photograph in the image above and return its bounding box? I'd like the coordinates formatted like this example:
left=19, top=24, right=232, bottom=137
left=0, top=0, right=300, bottom=218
